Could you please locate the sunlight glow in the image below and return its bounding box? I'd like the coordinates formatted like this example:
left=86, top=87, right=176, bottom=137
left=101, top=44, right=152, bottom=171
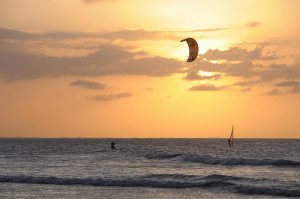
left=197, top=71, right=217, bottom=77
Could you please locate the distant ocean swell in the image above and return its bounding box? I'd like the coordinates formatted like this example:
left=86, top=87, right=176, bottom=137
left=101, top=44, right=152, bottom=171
left=145, top=152, right=300, bottom=167
left=0, top=174, right=299, bottom=197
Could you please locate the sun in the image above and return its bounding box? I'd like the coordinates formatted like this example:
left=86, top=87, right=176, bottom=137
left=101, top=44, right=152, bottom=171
left=174, top=38, right=232, bottom=61
left=128, top=38, right=233, bottom=62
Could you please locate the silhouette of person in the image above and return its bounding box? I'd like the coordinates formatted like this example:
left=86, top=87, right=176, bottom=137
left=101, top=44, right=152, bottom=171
left=111, top=141, right=116, bottom=150
left=228, top=139, right=233, bottom=147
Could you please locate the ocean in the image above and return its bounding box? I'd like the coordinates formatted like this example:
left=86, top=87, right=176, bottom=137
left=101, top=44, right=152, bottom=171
left=0, top=138, right=299, bottom=198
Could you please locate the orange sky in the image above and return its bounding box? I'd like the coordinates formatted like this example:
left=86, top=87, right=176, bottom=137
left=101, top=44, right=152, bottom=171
left=0, top=0, right=299, bottom=138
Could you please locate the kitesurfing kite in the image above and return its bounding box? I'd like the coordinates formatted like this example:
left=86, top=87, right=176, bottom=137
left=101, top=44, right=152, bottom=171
left=181, top=38, right=199, bottom=62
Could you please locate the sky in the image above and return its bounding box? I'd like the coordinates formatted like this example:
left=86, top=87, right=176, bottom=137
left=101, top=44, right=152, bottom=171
left=0, top=0, right=299, bottom=138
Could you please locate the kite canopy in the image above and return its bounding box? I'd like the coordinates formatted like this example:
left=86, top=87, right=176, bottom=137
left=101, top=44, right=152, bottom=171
left=181, top=38, right=199, bottom=62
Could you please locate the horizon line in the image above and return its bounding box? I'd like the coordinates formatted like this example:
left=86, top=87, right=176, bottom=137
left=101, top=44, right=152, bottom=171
left=0, top=137, right=299, bottom=139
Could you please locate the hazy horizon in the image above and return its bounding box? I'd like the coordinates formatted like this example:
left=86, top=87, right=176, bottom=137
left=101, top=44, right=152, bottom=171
left=1, top=135, right=299, bottom=139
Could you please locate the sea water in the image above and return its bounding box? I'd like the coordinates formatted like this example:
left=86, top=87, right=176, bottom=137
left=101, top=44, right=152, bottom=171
left=0, top=138, right=299, bottom=198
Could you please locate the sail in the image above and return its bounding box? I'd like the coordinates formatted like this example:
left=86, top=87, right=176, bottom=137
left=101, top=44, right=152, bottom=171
left=230, top=126, right=234, bottom=142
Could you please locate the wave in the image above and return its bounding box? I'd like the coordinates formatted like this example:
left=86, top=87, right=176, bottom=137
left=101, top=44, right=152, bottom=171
left=0, top=174, right=299, bottom=197
left=90, top=150, right=106, bottom=153
left=144, top=152, right=300, bottom=167
left=145, top=152, right=183, bottom=159
left=0, top=174, right=234, bottom=188
left=235, top=185, right=300, bottom=197
left=182, top=154, right=300, bottom=167
left=146, top=174, right=252, bottom=181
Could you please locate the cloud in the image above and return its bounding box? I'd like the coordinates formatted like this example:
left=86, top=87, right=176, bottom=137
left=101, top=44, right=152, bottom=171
left=245, top=22, right=261, bottom=28
left=240, top=87, right=252, bottom=92
left=0, top=41, right=184, bottom=80
left=168, top=28, right=229, bottom=33
left=264, top=89, right=283, bottom=96
left=188, top=59, right=258, bottom=79
left=69, top=80, right=106, bottom=90
left=234, top=80, right=260, bottom=87
left=0, top=27, right=37, bottom=40
left=0, top=28, right=187, bottom=81
left=1, top=27, right=299, bottom=96
left=185, top=45, right=300, bottom=95
left=275, top=81, right=300, bottom=87
left=87, top=92, right=132, bottom=101
left=291, top=86, right=300, bottom=94
left=0, top=27, right=227, bottom=41
left=258, top=63, right=300, bottom=82
left=0, top=27, right=102, bottom=44
left=275, top=81, right=300, bottom=94
left=118, top=56, right=183, bottom=76
left=0, top=25, right=272, bottom=52
left=0, top=27, right=176, bottom=41
left=189, top=84, right=225, bottom=91
left=199, top=46, right=277, bottom=61
left=183, top=71, right=221, bottom=81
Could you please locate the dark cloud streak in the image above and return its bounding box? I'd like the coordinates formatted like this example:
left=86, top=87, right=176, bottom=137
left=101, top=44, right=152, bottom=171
left=69, top=80, right=106, bottom=90
left=87, top=92, right=132, bottom=101
left=184, top=71, right=221, bottom=81
left=264, top=89, right=283, bottom=96
left=275, top=81, right=300, bottom=94
left=0, top=27, right=227, bottom=41
left=189, top=84, right=226, bottom=91
left=245, top=22, right=261, bottom=28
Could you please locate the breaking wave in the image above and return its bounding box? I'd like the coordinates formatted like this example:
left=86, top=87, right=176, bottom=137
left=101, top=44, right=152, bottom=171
left=0, top=174, right=299, bottom=197
left=0, top=174, right=235, bottom=188
left=182, top=154, right=300, bottom=167
left=234, top=185, right=300, bottom=197
left=143, top=152, right=300, bottom=167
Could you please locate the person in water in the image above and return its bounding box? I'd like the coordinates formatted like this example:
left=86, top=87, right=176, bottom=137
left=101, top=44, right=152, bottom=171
left=111, top=141, right=116, bottom=150
left=228, top=138, right=233, bottom=147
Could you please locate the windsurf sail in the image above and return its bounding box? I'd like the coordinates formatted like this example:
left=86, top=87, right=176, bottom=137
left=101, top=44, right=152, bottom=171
left=228, top=125, right=234, bottom=147
left=230, top=125, right=234, bottom=142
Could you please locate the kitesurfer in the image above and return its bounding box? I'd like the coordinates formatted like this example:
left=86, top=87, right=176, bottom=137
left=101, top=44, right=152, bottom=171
left=111, top=141, right=116, bottom=150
